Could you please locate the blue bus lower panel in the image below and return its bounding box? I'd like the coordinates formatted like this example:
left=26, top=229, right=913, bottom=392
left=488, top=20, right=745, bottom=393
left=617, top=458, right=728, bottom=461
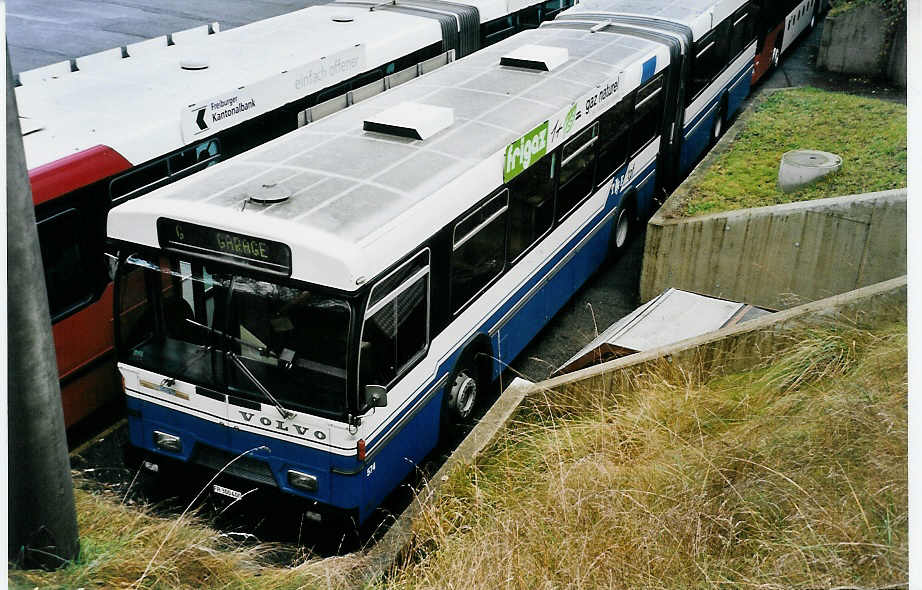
left=679, top=60, right=754, bottom=176
left=680, top=101, right=718, bottom=175
left=128, top=388, right=444, bottom=524
left=635, top=169, right=658, bottom=219
left=356, top=388, right=442, bottom=522
left=727, top=67, right=752, bottom=123
left=128, top=396, right=346, bottom=509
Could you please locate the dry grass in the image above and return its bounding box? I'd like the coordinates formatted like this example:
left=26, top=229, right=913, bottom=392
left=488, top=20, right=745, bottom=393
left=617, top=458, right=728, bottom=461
left=8, top=481, right=361, bottom=589
left=389, top=319, right=908, bottom=589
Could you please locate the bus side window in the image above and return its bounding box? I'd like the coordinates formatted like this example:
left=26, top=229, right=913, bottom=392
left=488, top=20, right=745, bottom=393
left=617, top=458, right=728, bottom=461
left=630, top=75, right=665, bottom=157
left=557, top=121, right=599, bottom=220
left=541, top=0, right=564, bottom=20
left=361, top=251, right=430, bottom=392
left=109, top=159, right=169, bottom=204
left=37, top=208, right=95, bottom=320
left=728, top=4, right=755, bottom=59
left=482, top=15, right=516, bottom=46
left=316, top=80, right=351, bottom=104
left=508, top=156, right=554, bottom=261
left=688, top=31, right=725, bottom=102
left=450, top=193, right=508, bottom=312
left=351, top=68, right=384, bottom=90
left=596, top=98, right=632, bottom=187
left=110, top=139, right=220, bottom=205
left=518, top=5, right=542, bottom=29
left=168, top=140, right=221, bottom=176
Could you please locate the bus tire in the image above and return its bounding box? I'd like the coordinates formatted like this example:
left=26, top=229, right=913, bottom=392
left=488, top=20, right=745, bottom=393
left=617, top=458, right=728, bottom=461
left=711, top=99, right=727, bottom=145
left=443, top=360, right=479, bottom=423
left=611, top=197, right=635, bottom=254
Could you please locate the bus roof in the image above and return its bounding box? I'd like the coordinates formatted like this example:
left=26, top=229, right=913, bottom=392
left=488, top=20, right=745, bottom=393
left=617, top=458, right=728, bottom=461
left=559, top=0, right=747, bottom=40
left=108, top=25, right=670, bottom=291
left=16, top=5, right=441, bottom=170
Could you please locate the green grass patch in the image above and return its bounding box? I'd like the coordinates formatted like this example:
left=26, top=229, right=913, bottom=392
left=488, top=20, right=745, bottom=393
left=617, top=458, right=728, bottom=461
left=391, top=315, right=908, bottom=589
left=682, top=87, right=906, bottom=216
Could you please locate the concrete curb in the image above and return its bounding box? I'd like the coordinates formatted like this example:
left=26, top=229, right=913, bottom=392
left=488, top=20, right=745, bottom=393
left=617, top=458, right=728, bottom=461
left=353, top=276, right=905, bottom=586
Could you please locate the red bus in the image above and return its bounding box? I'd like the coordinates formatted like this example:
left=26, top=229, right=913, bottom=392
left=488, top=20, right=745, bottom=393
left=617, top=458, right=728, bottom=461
left=752, top=0, right=823, bottom=84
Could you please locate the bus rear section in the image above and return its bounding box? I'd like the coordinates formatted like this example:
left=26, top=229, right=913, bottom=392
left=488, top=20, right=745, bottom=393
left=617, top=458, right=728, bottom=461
left=107, top=25, right=676, bottom=524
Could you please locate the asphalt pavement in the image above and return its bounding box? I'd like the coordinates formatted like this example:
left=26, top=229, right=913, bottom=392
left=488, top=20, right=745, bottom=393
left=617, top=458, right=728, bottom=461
left=6, top=0, right=325, bottom=73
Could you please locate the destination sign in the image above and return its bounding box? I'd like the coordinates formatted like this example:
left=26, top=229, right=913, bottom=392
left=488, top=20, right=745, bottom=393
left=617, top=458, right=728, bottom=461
left=157, top=218, right=292, bottom=275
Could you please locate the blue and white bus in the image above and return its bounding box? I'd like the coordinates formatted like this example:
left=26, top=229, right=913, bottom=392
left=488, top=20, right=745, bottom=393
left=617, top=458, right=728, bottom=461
left=555, top=0, right=756, bottom=186
left=108, top=1, right=753, bottom=525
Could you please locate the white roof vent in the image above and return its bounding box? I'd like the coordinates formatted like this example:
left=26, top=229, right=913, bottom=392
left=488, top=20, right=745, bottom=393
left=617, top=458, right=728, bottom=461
left=248, top=182, right=291, bottom=204
left=180, top=57, right=209, bottom=70
left=500, top=44, right=569, bottom=72
left=19, top=117, right=44, bottom=136
left=363, top=102, right=454, bottom=140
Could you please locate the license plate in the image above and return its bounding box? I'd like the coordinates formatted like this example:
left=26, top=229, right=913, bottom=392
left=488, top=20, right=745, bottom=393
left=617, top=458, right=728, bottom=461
left=213, top=484, right=243, bottom=500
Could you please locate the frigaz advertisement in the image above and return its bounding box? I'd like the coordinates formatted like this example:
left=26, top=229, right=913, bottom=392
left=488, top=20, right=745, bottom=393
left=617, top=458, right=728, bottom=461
left=503, top=75, right=621, bottom=183
left=181, top=45, right=366, bottom=142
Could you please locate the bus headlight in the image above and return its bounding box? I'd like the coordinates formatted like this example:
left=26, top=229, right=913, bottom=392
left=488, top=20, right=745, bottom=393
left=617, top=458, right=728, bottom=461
left=153, top=431, right=182, bottom=452
left=287, top=470, right=318, bottom=492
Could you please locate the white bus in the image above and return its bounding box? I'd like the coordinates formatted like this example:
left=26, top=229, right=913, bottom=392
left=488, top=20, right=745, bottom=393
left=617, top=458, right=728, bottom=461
left=108, top=4, right=751, bottom=525
left=16, top=0, right=572, bottom=429
left=555, top=0, right=756, bottom=185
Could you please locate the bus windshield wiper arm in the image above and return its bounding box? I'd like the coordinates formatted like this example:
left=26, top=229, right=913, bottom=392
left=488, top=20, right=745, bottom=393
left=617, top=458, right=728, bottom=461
left=183, top=317, right=282, bottom=361
left=226, top=351, right=295, bottom=420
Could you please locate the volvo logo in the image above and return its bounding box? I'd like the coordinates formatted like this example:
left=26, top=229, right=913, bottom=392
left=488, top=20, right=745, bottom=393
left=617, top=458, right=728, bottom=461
left=237, top=411, right=326, bottom=440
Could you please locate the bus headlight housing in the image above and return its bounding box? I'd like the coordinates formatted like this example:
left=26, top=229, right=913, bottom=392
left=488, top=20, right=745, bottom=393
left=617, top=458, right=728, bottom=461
left=287, top=470, right=318, bottom=492
left=153, top=430, right=182, bottom=452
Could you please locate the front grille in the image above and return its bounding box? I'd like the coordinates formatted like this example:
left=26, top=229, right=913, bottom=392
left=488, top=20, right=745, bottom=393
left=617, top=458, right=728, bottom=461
left=192, top=444, right=278, bottom=487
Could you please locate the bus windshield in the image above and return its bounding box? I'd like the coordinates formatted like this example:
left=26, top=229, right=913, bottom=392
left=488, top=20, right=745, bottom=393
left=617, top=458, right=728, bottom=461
left=117, top=253, right=352, bottom=417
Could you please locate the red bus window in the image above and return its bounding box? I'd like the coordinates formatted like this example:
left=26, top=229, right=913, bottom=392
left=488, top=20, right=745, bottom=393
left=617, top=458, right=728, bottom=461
left=37, top=208, right=94, bottom=319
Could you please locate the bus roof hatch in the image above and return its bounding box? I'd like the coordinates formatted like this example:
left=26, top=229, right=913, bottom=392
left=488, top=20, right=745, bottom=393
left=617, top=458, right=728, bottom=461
left=363, top=102, right=454, bottom=140
left=499, top=44, right=569, bottom=72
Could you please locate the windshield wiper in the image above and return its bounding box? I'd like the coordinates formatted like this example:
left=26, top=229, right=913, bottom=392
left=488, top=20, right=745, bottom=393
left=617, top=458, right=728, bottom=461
left=226, top=351, right=296, bottom=420
left=183, top=317, right=285, bottom=362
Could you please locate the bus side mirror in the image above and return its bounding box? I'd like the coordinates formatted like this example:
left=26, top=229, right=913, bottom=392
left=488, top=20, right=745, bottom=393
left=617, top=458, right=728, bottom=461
left=365, top=384, right=388, bottom=408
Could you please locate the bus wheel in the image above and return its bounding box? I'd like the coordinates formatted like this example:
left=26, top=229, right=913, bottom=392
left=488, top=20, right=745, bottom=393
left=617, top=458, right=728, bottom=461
left=612, top=200, right=634, bottom=252
left=711, top=100, right=727, bottom=145
left=445, top=366, right=478, bottom=421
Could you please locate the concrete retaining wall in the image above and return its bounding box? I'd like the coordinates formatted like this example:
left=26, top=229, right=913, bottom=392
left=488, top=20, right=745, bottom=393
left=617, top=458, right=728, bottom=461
left=639, top=188, right=906, bottom=309
left=888, top=20, right=907, bottom=88
left=817, top=3, right=906, bottom=87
